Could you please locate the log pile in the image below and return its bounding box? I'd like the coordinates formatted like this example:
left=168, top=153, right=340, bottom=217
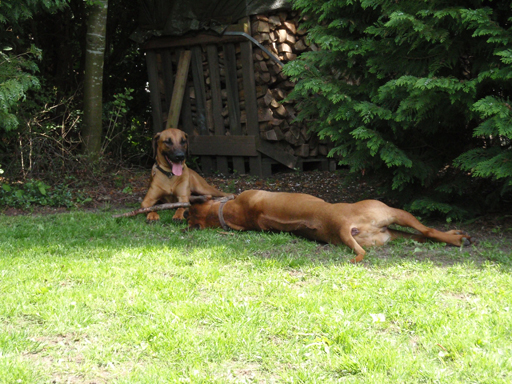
left=249, top=12, right=331, bottom=158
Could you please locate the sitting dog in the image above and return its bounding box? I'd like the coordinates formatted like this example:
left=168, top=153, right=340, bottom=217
left=141, top=128, right=234, bottom=222
left=185, top=190, right=472, bottom=262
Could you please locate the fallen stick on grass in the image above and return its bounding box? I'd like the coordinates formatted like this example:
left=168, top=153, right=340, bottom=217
left=112, top=195, right=213, bottom=218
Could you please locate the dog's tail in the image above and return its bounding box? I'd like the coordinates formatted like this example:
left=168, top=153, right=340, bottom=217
left=340, top=227, right=366, bottom=263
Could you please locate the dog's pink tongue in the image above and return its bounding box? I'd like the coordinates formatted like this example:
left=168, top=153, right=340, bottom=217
left=172, top=162, right=183, bottom=176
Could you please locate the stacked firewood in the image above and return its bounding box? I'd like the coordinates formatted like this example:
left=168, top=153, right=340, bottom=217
left=249, top=12, right=331, bottom=158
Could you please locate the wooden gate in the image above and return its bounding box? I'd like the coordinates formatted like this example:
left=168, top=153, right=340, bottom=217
left=143, top=19, right=298, bottom=177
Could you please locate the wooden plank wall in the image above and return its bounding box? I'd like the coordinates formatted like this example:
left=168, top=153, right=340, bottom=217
left=223, top=43, right=245, bottom=174
left=206, top=44, right=229, bottom=174
left=145, top=36, right=266, bottom=176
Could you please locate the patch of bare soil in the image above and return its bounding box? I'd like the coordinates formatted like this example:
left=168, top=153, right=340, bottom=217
left=1, top=168, right=372, bottom=216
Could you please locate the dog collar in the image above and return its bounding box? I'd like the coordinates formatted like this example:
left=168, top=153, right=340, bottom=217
left=218, top=200, right=231, bottom=231
left=155, top=163, right=173, bottom=178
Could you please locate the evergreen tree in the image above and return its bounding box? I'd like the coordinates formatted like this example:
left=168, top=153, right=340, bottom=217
left=0, top=0, right=68, bottom=132
left=285, top=0, right=512, bottom=217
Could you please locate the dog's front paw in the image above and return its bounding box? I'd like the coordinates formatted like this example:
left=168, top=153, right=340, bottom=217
left=146, top=212, right=160, bottom=223
left=350, top=254, right=365, bottom=263
left=172, top=207, right=186, bottom=221
left=172, top=212, right=185, bottom=222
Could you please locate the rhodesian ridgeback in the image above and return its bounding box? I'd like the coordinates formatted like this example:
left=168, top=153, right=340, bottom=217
left=141, top=128, right=234, bottom=222
left=185, top=190, right=472, bottom=262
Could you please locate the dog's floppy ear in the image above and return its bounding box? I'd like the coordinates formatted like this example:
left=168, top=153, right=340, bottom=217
left=152, top=133, right=160, bottom=159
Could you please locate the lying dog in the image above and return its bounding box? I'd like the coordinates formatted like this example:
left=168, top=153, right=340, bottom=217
left=141, top=128, right=234, bottom=222
left=185, top=190, right=472, bottom=262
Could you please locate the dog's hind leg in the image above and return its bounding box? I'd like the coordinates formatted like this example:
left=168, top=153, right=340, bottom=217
left=390, top=209, right=472, bottom=246
left=387, top=228, right=429, bottom=242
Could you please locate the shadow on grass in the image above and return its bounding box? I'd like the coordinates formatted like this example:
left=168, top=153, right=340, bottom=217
left=1, top=209, right=511, bottom=270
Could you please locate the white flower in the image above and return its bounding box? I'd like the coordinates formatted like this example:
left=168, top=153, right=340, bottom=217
left=370, top=313, right=386, bottom=323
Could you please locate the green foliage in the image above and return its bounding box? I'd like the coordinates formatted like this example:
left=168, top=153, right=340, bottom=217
left=0, top=47, right=42, bottom=132
left=0, top=0, right=69, bottom=132
left=0, top=0, right=150, bottom=209
left=0, top=0, right=152, bottom=176
left=285, top=0, right=512, bottom=217
left=100, top=87, right=152, bottom=160
left=0, top=0, right=68, bottom=23
left=0, top=179, right=85, bottom=208
left=102, top=88, right=134, bottom=154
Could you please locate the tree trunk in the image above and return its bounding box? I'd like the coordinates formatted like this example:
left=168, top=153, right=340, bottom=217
left=82, top=0, right=108, bottom=158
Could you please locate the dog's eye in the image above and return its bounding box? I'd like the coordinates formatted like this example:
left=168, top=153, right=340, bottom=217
left=165, top=139, right=173, bottom=145
left=180, top=138, right=187, bottom=145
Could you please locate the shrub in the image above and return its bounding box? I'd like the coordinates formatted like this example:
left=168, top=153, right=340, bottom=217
left=0, top=180, right=81, bottom=209
left=0, top=0, right=68, bottom=133
left=285, top=0, right=512, bottom=218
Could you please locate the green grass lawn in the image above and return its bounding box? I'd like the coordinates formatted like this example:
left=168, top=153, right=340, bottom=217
left=1, top=210, right=511, bottom=383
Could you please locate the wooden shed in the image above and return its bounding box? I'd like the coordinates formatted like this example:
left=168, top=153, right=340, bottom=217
left=137, top=1, right=333, bottom=176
